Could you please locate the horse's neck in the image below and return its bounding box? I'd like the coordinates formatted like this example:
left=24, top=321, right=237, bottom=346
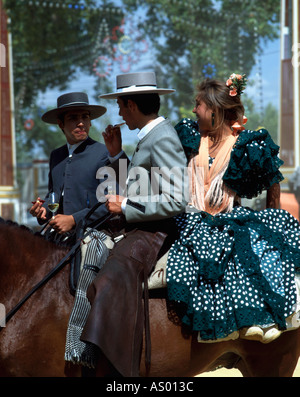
left=0, top=224, right=68, bottom=302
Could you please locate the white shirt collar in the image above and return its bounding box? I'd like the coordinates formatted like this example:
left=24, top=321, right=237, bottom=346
left=67, top=139, right=85, bottom=155
left=137, top=116, right=165, bottom=141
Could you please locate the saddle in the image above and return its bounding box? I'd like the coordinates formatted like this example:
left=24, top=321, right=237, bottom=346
left=147, top=250, right=168, bottom=290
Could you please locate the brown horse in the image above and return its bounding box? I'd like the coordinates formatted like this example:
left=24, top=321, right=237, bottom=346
left=0, top=219, right=299, bottom=377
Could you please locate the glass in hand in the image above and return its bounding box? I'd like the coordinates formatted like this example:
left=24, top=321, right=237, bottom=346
left=48, top=192, right=59, bottom=219
left=107, top=185, right=116, bottom=195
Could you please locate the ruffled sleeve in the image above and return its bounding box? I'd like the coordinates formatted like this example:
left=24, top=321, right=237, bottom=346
left=223, top=128, right=284, bottom=198
left=174, top=118, right=200, bottom=159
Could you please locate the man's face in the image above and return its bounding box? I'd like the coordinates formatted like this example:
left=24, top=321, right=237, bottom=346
left=59, top=110, right=91, bottom=145
left=117, top=97, right=137, bottom=130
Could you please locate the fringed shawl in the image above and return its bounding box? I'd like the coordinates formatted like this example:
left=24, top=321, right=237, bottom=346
left=175, top=118, right=284, bottom=203
left=189, top=134, right=238, bottom=215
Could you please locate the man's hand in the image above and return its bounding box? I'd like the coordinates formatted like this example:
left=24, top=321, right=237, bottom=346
left=49, top=214, right=75, bottom=234
left=29, top=197, right=47, bottom=220
left=105, top=195, right=124, bottom=214
left=102, top=124, right=122, bottom=157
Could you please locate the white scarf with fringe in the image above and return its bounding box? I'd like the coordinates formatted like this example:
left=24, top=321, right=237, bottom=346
left=189, top=134, right=238, bottom=215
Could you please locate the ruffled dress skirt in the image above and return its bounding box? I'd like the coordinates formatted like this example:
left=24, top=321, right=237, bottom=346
left=166, top=206, right=300, bottom=341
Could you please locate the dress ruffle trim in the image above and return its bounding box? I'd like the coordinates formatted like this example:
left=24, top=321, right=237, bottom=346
left=223, top=128, right=284, bottom=198
left=174, top=119, right=284, bottom=199
left=167, top=207, right=300, bottom=339
left=174, top=118, right=200, bottom=159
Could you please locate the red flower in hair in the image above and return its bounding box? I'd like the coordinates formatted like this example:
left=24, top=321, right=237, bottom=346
left=226, top=73, right=247, bottom=96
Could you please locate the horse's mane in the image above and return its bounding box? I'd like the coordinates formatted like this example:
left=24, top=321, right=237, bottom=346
left=0, top=217, right=56, bottom=255
left=0, top=217, right=72, bottom=320
left=0, top=216, right=71, bottom=287
left=0, top=217, right=74, bottom=248
left=0, top=217, right=34, bottom=234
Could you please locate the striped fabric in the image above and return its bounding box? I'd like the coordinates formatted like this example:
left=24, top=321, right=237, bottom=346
left=65, top=228, right=109, bottom=368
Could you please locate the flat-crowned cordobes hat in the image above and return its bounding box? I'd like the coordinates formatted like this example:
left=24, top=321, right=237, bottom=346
left=99, top=72, right=175, bottom=99
left=42, top=92, right=107, bottom=124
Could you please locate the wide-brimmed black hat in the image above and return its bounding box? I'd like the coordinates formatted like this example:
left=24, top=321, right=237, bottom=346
left=42, top=92, right=107, bottom=124
left=99, top=72, right=175, bottom=99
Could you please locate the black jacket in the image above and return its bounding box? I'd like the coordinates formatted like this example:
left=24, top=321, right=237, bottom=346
left=44, top=137, right=110, bottom=226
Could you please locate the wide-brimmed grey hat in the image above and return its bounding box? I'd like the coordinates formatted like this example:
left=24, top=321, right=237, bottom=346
left=42, top=92, right=107, bottom=124
left=99, top=72, right=175, bottom=99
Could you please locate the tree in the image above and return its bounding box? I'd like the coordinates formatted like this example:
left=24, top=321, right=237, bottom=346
left=3, top=0, right=124, bottom=109
left=244, top=100, right=279, bottom=143
left=3, top=0, right=281, bottom=160
left=122, top=0, right=280, bottom=118
left=3, top=0, right=125, bottom=159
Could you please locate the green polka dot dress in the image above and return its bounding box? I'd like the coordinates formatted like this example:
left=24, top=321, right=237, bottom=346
left=166, top=119, right=300, bottom=341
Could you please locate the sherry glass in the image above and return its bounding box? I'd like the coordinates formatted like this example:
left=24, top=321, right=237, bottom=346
left=48, top=192, right=59, bottom=219
left=107, top=184, right=116, bottom=195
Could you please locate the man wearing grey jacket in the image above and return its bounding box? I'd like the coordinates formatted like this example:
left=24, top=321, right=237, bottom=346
left=102, top=76, right=187, bottom=223
left=81, top=72, right=188, bottom=377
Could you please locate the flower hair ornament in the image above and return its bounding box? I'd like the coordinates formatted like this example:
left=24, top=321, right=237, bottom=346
left=226, top=73, right=247, bottom=96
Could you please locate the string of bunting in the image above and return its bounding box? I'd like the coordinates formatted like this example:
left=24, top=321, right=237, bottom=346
left=13, top=0, right=263, bottom=129
left=20, top=0, right=122, bottom=12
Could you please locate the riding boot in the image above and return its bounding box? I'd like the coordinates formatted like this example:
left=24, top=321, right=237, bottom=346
left=81, top=228, right=167, bottom=377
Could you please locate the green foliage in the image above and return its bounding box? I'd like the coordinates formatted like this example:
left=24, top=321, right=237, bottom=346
left=244, top=100, right=279, bottom=143
left=3, top=0, right=125, bottom=160
left=3, top=0, right=280, bottom=161
left=122, top=0, right=280, bottom=119
left=3, top=0, right=124, bottom=108
left=16, top=106, right=66, bottom=162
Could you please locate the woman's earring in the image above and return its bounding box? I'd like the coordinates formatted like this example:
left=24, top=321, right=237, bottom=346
left=211, top=112, right=215, bottom=127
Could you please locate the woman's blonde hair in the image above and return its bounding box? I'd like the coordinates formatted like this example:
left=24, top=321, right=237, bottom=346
left=195, top=79, right=245, bottom=139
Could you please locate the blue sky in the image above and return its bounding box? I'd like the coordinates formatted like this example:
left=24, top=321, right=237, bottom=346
left=247, top=38, right=281, bottom=110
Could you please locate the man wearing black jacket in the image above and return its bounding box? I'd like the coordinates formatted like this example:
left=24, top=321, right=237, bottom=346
left=29, top=92, right=109, bottom=233
left=29, top=92, right=117, bottom=368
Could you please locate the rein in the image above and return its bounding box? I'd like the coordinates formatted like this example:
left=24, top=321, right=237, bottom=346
left=1, top=205, right=112, bottom=328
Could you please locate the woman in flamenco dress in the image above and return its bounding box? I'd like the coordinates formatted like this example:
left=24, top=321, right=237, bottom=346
left=167, top=74, right=300, bottom=343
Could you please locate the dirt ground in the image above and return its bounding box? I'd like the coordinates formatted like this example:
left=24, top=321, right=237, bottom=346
left=197, top=357, right=300, bottom=377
